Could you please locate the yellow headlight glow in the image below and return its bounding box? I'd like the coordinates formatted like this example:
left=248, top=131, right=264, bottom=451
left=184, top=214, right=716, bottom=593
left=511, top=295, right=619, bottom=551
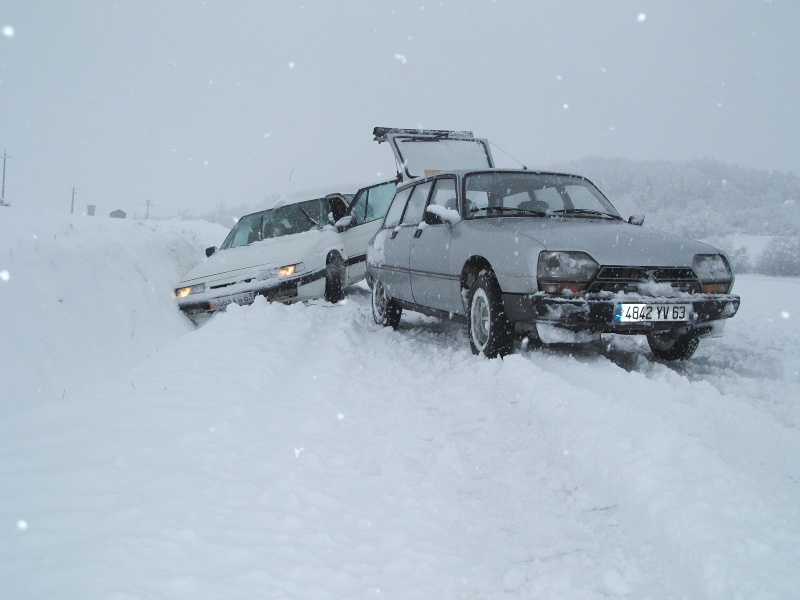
left=277, top=264, right=297, bottom=277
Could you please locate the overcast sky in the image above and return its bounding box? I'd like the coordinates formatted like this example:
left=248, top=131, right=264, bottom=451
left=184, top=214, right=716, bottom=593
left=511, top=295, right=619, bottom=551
left=2, top=0, right=798, bottom=218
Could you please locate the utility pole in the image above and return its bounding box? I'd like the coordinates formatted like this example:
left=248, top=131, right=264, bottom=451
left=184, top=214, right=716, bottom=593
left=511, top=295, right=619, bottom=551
left=142, top=199, right=154, bottom=219
left=1, top=150, right=9, bottom=205
left=70, top=186, right=76, bottom=215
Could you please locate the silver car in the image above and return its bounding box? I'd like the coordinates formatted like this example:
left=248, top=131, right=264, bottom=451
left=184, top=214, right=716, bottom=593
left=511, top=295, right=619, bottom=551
left=366, top=128, right=740, bottom=359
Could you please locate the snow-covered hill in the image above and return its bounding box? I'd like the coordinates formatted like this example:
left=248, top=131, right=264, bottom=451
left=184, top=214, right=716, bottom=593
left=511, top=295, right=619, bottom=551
left=1, top=208, right=799, bottom=599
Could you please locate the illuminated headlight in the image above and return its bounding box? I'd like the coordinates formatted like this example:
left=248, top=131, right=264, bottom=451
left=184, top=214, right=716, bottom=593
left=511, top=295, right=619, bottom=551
left=537, top=251, right=598, bottom=294
left=174, top=283, right=205, bottom=298
left=261, top=263, right=305, bottom=279
left=693, top=254, right=733, bottom=293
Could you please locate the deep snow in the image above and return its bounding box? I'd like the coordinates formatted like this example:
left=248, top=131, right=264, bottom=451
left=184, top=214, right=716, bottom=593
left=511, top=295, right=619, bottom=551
left=1, top=208, right=799, bottom=599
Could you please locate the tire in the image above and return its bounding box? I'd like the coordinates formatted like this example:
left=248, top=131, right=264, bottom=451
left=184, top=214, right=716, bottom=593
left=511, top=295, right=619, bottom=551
left=371, top=278, right=402, bottom=328
left=467, top=273, right=514, bottom=358
left=324, top=254, right=345, bottom=303
left=646, top=331, right=700, bottom=361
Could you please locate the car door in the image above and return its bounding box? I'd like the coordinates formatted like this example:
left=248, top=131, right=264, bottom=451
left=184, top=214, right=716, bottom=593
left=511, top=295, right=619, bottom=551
left=377, top=182, right=431, bottom=303
left=409, top=176, right=460, bottom=312
left=339, top=180, right=396, bottom=285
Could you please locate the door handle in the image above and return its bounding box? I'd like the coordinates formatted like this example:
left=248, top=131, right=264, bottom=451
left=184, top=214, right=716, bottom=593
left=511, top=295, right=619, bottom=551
left=413, top=229, right=423, bottom=238
left=389, top=230, right=398, bottom=240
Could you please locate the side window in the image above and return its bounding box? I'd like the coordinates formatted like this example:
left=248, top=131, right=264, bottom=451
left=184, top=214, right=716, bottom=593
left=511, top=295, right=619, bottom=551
left=348, top=189, right=368, bottom=226
left=382, top=186, right=412, bottom=229
left=328, top=197, right=348, bottom=223
left=400, top=181, right=432, bottom=225
left=365, top=181, right=396, bottom=222
left=428, top=177, right=458, bottom=212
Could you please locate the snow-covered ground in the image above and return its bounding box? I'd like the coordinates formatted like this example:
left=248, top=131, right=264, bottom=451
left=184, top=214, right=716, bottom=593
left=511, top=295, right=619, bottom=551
left=1, top=208, right=799, bottom=599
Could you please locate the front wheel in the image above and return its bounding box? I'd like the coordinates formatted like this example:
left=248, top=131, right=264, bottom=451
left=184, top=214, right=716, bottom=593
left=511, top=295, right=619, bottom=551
left=324, top=254, right=345, bottom=303
left=646, top=331, right=699, bottom=361
left=467, top=273, right=513, bottom=358
left=371, top=279, right=402, bottom=328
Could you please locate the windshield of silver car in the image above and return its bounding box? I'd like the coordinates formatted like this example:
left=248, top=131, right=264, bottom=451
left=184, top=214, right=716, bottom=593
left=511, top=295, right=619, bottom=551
left=219, top=197, right=328, bottom=250
left=464, top=172, right=622, bottom=220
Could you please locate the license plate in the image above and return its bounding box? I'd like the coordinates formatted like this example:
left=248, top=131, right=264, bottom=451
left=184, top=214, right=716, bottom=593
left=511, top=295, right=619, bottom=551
left=211, top=291, right=255, bottom=310
left=613, top=303, right=691, bottom=323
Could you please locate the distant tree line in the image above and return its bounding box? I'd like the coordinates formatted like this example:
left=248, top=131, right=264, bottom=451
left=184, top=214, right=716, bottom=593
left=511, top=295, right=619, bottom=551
left=555, top=157, right=800, bottom=276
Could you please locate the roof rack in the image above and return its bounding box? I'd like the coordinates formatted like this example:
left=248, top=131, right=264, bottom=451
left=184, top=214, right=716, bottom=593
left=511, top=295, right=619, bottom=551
left=372, top=127, right=475, bottom=143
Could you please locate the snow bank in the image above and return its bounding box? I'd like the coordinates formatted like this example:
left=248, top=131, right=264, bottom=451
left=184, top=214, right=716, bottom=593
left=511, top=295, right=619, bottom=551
left=1, top=207, right=799, bottom=599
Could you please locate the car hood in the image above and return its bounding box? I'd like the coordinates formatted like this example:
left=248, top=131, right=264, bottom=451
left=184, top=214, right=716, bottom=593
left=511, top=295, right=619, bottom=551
left=497, top=218, right=719, bottom=266
left=178, top=229, right=331, bottom=286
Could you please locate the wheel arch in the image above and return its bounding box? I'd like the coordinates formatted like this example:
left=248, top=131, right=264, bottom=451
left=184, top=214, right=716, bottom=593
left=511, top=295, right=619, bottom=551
left=460, top=255, right=495, bottom=293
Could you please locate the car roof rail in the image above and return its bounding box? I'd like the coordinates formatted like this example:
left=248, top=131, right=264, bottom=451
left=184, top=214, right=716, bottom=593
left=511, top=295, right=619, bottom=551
left=372, top=127, right=476, bottom=143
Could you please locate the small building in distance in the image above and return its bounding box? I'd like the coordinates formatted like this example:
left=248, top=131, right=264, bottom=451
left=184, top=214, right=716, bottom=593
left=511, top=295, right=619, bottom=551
left=109, top=209, right=126, bottom=219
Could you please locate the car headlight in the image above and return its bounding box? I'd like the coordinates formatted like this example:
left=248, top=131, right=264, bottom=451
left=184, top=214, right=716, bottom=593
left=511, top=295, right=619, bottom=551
left=693, top=254, right=733, bottom=293
left=537, top=251, right=598, bottom=294
left=261, top=263, right=305, bottom=279
left=174, top=283, right=205, bottom=298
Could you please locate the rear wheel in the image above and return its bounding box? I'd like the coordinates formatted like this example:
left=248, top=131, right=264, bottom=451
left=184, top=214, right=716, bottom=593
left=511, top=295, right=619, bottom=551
left=324, top=254, right=345, bottom=303
left=467, top=273, right=513, bottom=358
left=646, top=331, right=699, bottom=361
left=371, top=279, right=402, bottom=328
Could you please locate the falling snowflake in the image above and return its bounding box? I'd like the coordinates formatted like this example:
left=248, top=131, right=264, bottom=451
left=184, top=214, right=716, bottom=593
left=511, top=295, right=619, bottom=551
left=264, top=131, right=272, bottom=138
left=17, top=520, right=27, bottom=531
left=0, top=270, right=9, bottom=282
left=288, top=62, right=295, bottom=70
left=395, top=53, right=407, bottom=64
left=781, top=311, right=790, bottom=320
left=638, top=13, right=646, bottom=22
left=563, top=103, right=569, bottom=110
left=2, top=25, right=14, bottom=38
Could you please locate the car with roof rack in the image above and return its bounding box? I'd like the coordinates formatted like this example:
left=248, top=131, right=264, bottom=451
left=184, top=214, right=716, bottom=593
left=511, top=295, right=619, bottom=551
left=366, top=127, right=740, bottom=359
left=175, top=180, right=395, bottom=323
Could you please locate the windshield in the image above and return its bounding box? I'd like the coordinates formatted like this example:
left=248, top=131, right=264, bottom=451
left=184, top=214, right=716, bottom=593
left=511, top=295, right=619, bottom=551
left=464, top=172, right=621, bottom=220
left=219, top=197, right=328, bottom=250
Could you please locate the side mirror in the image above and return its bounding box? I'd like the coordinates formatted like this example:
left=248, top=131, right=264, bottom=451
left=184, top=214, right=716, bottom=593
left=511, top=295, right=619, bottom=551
left=628, top=215, right=645, bottom=226
left=334, top=215, right=353, bottom=231
left=423, top=209, right=443, bottom=226
left=205, top=246, right=217, bottom=257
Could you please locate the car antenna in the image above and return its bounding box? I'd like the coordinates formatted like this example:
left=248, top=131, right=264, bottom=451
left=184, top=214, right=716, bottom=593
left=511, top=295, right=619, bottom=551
left=284, top=166, right=295, bottom=196
left=490, top=142, right=528, bottom=170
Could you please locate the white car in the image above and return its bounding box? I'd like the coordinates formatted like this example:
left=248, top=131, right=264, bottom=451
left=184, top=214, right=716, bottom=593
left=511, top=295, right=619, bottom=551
left=175, top=180, right=396, bottom=322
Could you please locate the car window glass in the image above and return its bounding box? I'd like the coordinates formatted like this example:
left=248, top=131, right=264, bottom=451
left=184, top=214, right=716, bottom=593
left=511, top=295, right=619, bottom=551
left=328, top=197, right=349, bottom=223
left=365, top=181, right=396, bottom=222
left=261, top=198, right=326, bottom=239
left=401, top=181, right=432, bottom=225
left=221, top=212, right=263, bottom=249
left=348, top=189, right=368, bottom=225
left=383, top=186, right=412, bottom=229
left=563, top=185, right=601, bottom=210
left=428, top=178, right=458, bottom=212
left=533, top=187, right=565, bottom=211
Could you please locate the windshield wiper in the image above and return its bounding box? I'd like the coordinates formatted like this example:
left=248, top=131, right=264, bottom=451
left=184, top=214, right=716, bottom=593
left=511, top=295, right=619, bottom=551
left=299, top=207, right=320, bottom=227
left=551, top=208, right=622, bottom=221
left=469, top=206, right=549, bottom=217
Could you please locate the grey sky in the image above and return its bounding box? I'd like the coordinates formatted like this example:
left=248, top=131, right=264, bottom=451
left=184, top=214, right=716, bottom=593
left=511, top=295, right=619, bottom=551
left=1, top=0, right=798, bottom=218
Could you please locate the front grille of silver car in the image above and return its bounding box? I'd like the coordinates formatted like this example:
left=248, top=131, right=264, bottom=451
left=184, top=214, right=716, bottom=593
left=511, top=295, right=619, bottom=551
left=587, top=266, right=701, bottom=294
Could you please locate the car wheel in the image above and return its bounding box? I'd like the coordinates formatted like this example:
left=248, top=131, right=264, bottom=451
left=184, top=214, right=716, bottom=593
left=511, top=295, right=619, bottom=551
left=646, top=331, right=699, bottom=361
left=371, top=279, right=402, bottom=328
left=467, top=273, right=513, bottom=358
left=324, top=254, right=345, bottom=303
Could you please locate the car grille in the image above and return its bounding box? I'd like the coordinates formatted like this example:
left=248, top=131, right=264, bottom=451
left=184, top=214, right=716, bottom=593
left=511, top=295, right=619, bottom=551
left=586, top=266, right=701, bottom=294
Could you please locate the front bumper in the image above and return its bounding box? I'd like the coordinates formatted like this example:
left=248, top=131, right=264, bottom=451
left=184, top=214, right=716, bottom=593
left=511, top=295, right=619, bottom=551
left=502, top=292, right=740, bottom=334
left=176, top=268, right=325, bottom=319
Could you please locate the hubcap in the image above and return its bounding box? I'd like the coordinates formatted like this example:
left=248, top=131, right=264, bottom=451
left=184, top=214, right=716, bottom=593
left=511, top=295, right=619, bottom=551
left=471, top=289, right=490, bottom=349
left=373, top=281, right=387, bottom=320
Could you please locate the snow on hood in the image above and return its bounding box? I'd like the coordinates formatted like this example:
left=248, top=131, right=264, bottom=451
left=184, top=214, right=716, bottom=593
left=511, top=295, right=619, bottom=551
left=178, top=228, right=330, bottom=286
left=497, top=218, right=720, bottom=266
